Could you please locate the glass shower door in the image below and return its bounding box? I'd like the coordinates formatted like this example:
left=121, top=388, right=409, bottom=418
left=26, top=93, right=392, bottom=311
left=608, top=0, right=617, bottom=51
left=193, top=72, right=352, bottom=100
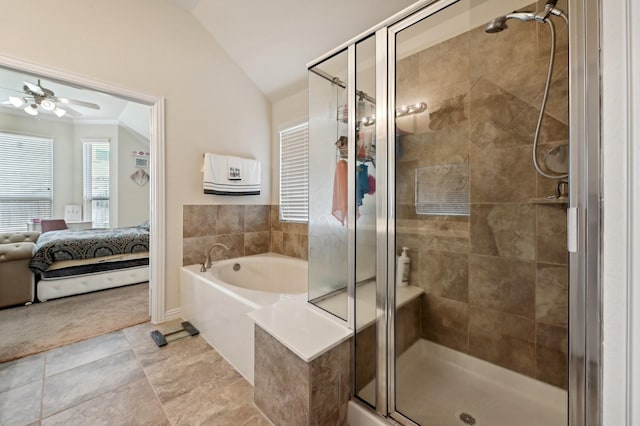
left=390, top=1, right=569, bottom=425
left=308, top=50, right=350, bottom=321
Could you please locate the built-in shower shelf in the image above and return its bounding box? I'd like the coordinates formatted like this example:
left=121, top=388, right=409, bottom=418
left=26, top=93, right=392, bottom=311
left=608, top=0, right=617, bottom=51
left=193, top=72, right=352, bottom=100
left=529, top=197, right=569, bottom=204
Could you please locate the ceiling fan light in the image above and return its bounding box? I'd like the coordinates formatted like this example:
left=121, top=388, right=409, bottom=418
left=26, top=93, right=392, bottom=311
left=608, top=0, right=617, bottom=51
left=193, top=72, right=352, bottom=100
left=54, top=107, right=66, bottom=118
left=9, top=96, right=25, bottom=108
left=24, top=104, right=38, bottom=116
left=40, top=99, right=56, bottom=111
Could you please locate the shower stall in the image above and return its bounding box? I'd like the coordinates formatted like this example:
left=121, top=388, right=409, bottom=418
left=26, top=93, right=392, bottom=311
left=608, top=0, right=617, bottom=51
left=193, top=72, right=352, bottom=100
left=308, top=0, right=599, bottom=425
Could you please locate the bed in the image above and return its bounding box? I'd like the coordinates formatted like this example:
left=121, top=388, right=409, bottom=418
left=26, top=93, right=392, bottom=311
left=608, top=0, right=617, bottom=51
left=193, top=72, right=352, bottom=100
left=29, top=223, right=150, bottom=301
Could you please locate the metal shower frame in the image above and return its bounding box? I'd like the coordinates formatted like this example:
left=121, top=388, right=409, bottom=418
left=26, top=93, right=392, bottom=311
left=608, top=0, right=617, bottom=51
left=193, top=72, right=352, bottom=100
left=307, top=0, right=601, bottom=423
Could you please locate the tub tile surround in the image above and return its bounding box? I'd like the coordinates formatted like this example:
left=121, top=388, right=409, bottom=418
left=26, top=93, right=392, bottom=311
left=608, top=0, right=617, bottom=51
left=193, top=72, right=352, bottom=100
left=248, top=295, right=353, bottom=425
left=270, top=205, right=309, bottom=259
left=254, top=326, right=351, bottom=426
left=395, top=1, right=568, bottom=389
left=183, top=204, right=307, bottom=266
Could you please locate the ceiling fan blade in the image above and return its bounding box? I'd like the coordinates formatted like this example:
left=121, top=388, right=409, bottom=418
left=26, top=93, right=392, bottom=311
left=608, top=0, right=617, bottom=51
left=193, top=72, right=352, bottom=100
left=0, top=86, right=25, bottom=96
left=53, top=96, right=100, bottom=110
left=59, top=104, right=83, bottom=118
left=23, top=80, right=45, bottom=96
left=0, top=95, right=34, bottom=107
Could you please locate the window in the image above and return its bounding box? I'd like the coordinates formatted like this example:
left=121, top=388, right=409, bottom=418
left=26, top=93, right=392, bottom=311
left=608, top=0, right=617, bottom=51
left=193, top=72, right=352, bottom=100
left=0, top=133, right=53, bottom=232
left=83, top=139, right=110, bottom=228
left=279, top=123, right=309, bottom=222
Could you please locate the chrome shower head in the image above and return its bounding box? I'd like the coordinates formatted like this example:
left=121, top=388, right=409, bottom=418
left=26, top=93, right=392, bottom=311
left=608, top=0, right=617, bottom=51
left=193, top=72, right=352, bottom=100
left=484, top=11, right=538, bottom=33
left=484, top=16, right=508, bottom=33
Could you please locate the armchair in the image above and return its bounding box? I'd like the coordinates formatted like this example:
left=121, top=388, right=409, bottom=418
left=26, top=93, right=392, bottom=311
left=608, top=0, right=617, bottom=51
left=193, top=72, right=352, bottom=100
left=0, top=232, right=39, bottom=308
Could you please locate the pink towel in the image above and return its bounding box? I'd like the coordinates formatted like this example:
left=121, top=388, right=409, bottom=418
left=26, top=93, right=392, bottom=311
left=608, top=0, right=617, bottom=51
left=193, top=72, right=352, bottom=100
left=332, top=160, right=348, bottom=225
left=367, top=174, right=376, bottom=195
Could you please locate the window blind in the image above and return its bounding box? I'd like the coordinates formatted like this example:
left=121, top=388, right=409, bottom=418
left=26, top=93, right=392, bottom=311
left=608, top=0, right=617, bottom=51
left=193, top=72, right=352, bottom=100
left=83, top=140, right=110, bottom=228
left=0, top=132, right=53, bottom=232
left=279, top=123, right=309, bottom=222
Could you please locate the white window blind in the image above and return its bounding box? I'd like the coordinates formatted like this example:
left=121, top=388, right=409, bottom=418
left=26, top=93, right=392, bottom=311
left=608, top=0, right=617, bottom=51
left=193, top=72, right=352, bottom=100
left=0, top=133, right=53, bottom=232
left=83, top=140, right=110, bottom=228
left=279, top=123, right=309, bottom=222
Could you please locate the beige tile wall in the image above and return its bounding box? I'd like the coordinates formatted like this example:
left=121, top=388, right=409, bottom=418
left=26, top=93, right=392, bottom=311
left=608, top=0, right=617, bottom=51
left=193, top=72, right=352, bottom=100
left=355, top=297, right=422, bottom=395
left=182, top=204, right=308, bottom=266
left=395, top=1, right=568, bottom=389
left=270, top=205, right=308, bottom=260
left=254, top=326, right=350, bottom=426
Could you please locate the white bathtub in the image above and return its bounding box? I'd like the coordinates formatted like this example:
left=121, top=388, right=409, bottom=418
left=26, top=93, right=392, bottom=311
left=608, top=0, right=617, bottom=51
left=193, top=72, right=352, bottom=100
left=180, top=253, right=307, bottom=384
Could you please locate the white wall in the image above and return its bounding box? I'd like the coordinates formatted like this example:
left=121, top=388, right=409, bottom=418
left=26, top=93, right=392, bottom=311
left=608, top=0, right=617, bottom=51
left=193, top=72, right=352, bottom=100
left=118, top=126, right=150, bottom=227
left=271, top=88, right=309, bottom=204
left=0, top=0, right=272, bottom=312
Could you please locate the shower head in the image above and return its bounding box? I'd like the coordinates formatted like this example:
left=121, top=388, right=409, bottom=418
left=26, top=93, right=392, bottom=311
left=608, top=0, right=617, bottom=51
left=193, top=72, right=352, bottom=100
left=484, top=11, right=538, bottom=33
left=484, top=16, right=508, bottom=33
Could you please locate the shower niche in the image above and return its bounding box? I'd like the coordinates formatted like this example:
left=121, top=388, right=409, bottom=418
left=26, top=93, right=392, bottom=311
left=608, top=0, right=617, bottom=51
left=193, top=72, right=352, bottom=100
left=308, top=1, right=571, bottom=425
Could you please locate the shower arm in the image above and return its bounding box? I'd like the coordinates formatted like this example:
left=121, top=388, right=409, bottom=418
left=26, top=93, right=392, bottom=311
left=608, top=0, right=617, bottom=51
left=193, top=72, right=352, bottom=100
left=532, top=17, right=569, bottom=180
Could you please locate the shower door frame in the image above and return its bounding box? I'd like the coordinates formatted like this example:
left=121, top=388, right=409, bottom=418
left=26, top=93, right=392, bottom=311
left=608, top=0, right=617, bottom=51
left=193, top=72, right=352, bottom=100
left=384, top=4, right=462, bottom=424
left=381, top=0, right=602, bottom=424
left=566, top=0, right=601, bottom=424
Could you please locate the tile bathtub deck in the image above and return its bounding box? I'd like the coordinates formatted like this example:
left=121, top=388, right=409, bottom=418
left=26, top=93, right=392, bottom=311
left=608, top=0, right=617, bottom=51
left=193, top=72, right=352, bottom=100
left=0, top=320, right=272, bottom=426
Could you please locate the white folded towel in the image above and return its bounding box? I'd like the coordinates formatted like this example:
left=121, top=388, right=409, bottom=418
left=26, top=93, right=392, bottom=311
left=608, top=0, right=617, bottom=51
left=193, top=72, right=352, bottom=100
left=203, top=153, right=261, bottom=195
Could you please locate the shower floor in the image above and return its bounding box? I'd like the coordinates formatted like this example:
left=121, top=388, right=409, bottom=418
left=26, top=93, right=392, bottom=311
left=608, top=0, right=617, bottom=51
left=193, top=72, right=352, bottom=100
left=358, top=339, right=567, bottom=426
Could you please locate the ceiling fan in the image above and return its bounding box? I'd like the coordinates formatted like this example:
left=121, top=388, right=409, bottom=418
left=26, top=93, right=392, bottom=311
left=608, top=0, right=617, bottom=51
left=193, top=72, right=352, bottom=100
left=1, top=79, right=100, bottom=118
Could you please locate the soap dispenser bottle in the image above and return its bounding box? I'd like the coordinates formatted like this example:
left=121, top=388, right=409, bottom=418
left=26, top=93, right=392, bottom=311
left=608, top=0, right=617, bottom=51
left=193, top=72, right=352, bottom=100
left=396, top=247, right=410, bottom=287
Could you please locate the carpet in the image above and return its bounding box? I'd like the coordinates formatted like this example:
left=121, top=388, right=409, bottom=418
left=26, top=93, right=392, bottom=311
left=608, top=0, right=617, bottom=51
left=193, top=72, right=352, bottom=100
left=0, top=283, right=150, bottom=364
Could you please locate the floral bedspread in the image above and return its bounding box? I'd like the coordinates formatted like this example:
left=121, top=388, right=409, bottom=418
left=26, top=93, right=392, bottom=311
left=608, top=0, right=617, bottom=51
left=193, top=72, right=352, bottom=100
left=29, top=225, right=149, bottom=273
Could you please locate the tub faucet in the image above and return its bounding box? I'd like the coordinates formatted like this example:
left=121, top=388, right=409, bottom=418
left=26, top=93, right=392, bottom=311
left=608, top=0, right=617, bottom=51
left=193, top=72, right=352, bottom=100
left=202, top=242, right=231, bottom=271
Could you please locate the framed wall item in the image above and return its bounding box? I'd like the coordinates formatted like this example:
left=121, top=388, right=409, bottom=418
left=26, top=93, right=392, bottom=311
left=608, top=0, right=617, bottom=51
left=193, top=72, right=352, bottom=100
left=134, top=157, right=149, bottom=168
left=64, top=204, right=82, bottom=222
left=131, top=150, right=150, bottom=169
left=130, top=168, right=149, bottom=186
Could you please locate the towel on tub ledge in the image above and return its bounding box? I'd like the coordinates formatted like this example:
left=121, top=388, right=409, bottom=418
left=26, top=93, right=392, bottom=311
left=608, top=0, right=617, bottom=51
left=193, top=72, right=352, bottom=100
left=203, top=153, right=261, bottom=195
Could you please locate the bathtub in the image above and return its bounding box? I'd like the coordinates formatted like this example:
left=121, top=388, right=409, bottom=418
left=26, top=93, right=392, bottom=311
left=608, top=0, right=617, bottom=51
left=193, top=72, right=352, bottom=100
left=180, top=253, right=307, bottom=384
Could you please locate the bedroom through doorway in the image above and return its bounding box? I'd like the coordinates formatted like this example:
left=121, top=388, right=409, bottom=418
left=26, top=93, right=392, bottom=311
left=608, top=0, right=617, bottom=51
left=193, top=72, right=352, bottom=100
left=0, top=60, right=161, bottom=362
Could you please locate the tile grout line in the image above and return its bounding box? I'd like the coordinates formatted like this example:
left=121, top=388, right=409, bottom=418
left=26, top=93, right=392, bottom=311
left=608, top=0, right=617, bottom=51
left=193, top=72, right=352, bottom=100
left=123, top=324, right=174, bottom=426
left=43, top=331, right=132, bottom=378
left=40, top=353, right=47, bottom=424
left=39, top=332, right=146, bottom=422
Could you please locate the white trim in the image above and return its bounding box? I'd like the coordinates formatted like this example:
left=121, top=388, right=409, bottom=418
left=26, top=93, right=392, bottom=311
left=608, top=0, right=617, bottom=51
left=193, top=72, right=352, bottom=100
left=629, top=0, right=640, bottom=422
left=74, top=119, right=121, bottom=126
left=0, top=54, right=166, bottom=324
left=150, top=98, right=166, bottom=324
left=601, top=0, right=638, bottom=424
left=162, top=307, right=183, bottom=323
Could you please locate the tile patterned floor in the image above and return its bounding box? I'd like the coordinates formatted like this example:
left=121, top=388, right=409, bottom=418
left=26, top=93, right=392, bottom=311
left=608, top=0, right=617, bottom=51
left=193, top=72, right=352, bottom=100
left=0, top=320, right=272, bottom=425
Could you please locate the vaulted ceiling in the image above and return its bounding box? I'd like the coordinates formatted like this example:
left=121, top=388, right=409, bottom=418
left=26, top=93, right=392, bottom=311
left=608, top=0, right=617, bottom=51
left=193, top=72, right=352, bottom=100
left=168, top=0, right=417, bottom=102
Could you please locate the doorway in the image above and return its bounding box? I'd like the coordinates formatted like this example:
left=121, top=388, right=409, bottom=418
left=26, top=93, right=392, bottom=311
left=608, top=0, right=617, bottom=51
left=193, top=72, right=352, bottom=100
left=0, top=55, right=165, bottom=326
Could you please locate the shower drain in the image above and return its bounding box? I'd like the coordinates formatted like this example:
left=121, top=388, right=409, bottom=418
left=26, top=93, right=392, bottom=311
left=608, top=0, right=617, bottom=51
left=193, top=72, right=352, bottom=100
left=458, top=411, right=477, bottom=425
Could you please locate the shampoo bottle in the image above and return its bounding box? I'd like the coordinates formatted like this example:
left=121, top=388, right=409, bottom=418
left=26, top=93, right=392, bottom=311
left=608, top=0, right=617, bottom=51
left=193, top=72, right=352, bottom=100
left=396, top=247, right=410, bottom=287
